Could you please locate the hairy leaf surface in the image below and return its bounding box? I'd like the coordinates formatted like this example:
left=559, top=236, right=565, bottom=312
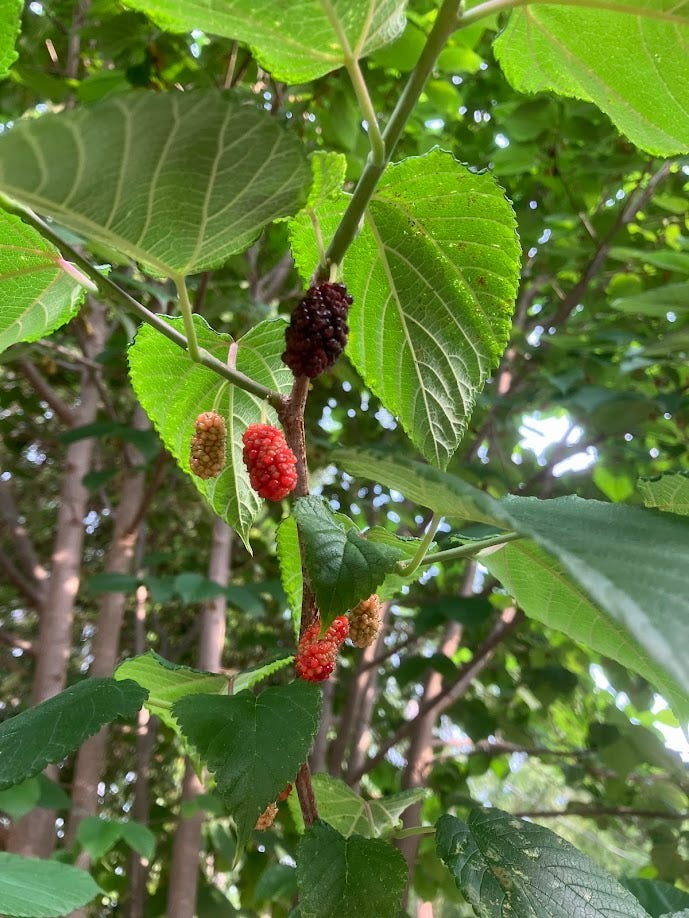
left=0, top=853, right=101, bottom=918
left=0, top=91, right=310, bottom=276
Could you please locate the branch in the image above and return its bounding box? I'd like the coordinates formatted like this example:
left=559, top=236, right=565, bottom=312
left=514, top=806, right=689, bottom=821
left=548, top=161, right=672, bottom=327
left=0, top=477, right=48, bottom=594
left=0, top=629, right=34, bottom=655
left=17, top=359, right=75, bottom=424
left=0, top=547, right=45, bottom=609
left=0, top=195, right=282, bottom=408
left=349, top=608, right=524, bottom=782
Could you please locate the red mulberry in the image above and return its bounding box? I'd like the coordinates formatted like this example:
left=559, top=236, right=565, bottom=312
left=242, top=423, right=297, bottom=501
left=282, top=282, right=353, bottom=378
left=295, top=615, right=349, bottom=682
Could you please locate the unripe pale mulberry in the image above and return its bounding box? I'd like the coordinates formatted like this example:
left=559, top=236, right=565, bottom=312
left=190, top=411, right=226, bottom=479
left=349, top=594, right=382, bottom=648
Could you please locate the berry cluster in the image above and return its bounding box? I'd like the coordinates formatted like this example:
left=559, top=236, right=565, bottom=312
left=282, top=282, right=353, bottom=379
left=348, top=594, right=383, bottom=648
left=190, top=411, right=226, bottom=479
left=295, top=616, right=349, bottom=682
left=242, top=423, right=297, bottom=501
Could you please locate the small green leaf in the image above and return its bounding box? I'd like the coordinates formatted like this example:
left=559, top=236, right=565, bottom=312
left=233, top=656, right=295, bottom=694
left=0, top=91, right=310, bottom=276
left=368, top=788, right=428, bottom=836
left=86, top=572, right=139, bottom=595
left=128, top=315, right=293, bottom=549
left=611, top=284, right=689, bottom=317
left=0, top=209, right=85, bottom=355
left=0, top=679, right=147, bottom=790
left=0, top=0, right=22, bottom=78
left=292, top=496, right=405, bottom=621
left=277, top=515, right=303, bottom=639
left=436, top=809, right=649, bottom=917
left=173, top=680, right=321, bottom=849
left=119, top=0, right=406, bottom=83
left=494, top=3, right=689, bottom=156
left=115, top=651, right=227, bottom=732
left=297, top=821, right=407, bottom=918
left=0, top=852, right=101, bottom=918
left=0, top=777, right=41, bottom=822
left=120, top=821, right=156, bottom=861
left=638, top=473, right=689, bottom=516
left=623, top=878, right=689, bottom=917
left=76, top=817, right=123, bottom=861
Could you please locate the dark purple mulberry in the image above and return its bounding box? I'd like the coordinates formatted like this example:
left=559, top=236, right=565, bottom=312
left=282, top=282, right=353, bottom=378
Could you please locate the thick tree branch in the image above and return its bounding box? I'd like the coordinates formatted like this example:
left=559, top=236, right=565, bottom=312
left=0, top=548, right=45, bottom=609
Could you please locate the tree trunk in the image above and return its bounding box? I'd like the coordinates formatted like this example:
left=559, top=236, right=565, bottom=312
left=166, top=519, right=232, bottom=918
left=8, top=305, right=107, bottom=858
left=65, top=406, right=152, bottom=850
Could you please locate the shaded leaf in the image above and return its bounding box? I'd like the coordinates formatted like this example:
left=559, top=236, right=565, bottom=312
left=292, top=496, right=405, bottom=622
left=173, top=680, right=321, bottom=849
left=0, top=91, right=310, bottom=276
left=0, top=852, right=101, bottom=918
left=436, top=809, right=649, bottom=917
left=623, top=878, right=689, bottom=917
left=0, top=209, right=85, bottom=355
left=297, top=821, right=407, bottom=918
left=494, top=2, right=689, bottom=156
left=0, top=679, right=147, bottom=790
left=128, top=315, right=293, bottom=549
left=119, top=0, right=406, bottom=83
left=115, top=651, right=227, bottom=732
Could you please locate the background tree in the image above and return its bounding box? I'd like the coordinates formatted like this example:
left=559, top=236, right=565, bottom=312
left=0, top=0, right=688, bottom=916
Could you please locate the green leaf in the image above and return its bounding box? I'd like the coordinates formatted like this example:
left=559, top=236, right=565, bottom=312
left=607, top=246, right=689, bottom=275
left=233, top=656, right=295, bottom=694
left=120, top=821, right=156, bottom=861
left=119, top=0, right=406, bottom=83
left=493, top=3, right=689, bottom=156
left=0, top=210, right=85, bottom=355
left=365, top=527, right=434, bottom=599
left=292, top=496, right=405, bottom=621
left=611, top=284, right=689, bottom=317
left=0, top=679, right=147, bottom=790
left=638, top=473, right=689, bottom=516
left=0, top=0, right=21, bottom=79
left=277, top=515, right=303, bottom=639
left=0, top=91, right=310, bottom=276
left=297, top=821, right=407, bottom=918
left=128, top=315, right=293, bottom=549
left=292, top=150, right=520, bottom=467
left=335, top=447, right=507, bottom=524
left=255, top=864, right=298, bottom=902
left=76, top=816, right=124, bottom=861
left=172, top=680, right=321, bottom=849
left=336, top=448, right=689, bottom=717
left=0, top=777, right=41, bottom=822
left=86, top=572, right=139, bottom=595
left=0, top=852, right=101, bottom=918
left=495, top=495, right=689, bottom=714
left=307, top=152, right=347, bottom=210
left=623, top=879, right=689, bottom=917
left=298, top=776, right=426, bottom=839
left=114, top=651, right=227, bottom=732
left=482, top=539, right=689, bottom=720
left=436, top=809, right=650, bottom=917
